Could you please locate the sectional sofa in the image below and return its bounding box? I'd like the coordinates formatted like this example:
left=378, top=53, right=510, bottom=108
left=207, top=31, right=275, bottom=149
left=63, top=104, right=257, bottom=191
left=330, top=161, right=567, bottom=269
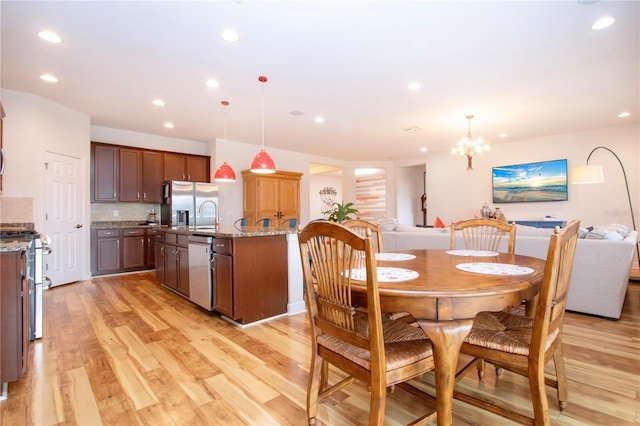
left=380, top=222, right=638, bottom=319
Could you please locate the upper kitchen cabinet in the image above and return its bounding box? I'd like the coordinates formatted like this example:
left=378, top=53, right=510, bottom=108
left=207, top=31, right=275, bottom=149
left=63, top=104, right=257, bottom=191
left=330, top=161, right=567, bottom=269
left=242, top=170, right=302, bottom=227
left=163, top=153, right=210, bottom=182
left=119, top=148, right=142, bottom=202
left=141, top=151, right=163, bottom=203
left=91, top=142, right=209, bottom=202
left=92, top=143, right=119, bottom=202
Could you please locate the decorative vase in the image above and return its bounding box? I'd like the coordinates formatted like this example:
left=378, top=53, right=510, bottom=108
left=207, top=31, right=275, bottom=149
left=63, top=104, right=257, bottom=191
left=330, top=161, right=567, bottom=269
left=481, top=203, right=491, bottom=219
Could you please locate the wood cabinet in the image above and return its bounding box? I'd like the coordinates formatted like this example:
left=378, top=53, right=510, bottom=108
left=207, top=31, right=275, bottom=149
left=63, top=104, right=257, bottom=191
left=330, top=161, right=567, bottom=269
left=242, top=170, right=302, bottom=228
left=92, top=229, right=121, bottom=274
left=161, top=232, right=190, bottom=296
left=119, top=148, right=142, bottom=202
left=0, top=250, right=29, bottom=384
left=226, top=235, right=288, bottom=324
left=91, top=142, right=210, bottom=203
left=163, top=153, right=210, bottom=182
left=92, top=144, right=118, bottom=202
left=142, top=151, right=163, bottom=203
left=91, top=227, right=157, bottom=276
left=211, top=238, right=233, bottom=317
left=0, top=102, right=5, bottom=194
left=153, top=231, right=288, bottom=325
left=122, top=228, right=145, bottom=269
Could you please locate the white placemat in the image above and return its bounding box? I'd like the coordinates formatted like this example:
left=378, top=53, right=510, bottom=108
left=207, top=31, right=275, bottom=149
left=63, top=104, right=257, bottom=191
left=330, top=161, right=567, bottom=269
left=455, top=263, right=534, bottom=275
left=346, top=267, right=419, bottom=282
left=446, top=249, right=499, bottom=257
left=375, top=253, right=417, bottom=261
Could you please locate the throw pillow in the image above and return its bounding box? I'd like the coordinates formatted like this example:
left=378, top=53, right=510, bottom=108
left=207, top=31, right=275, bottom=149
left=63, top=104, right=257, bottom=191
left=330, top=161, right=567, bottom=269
left=585, top=229, right=624, bottom=241
left=604, top=224, right=630, bottom=238
left=433, top=216, right=446, bottom=228
left=378, top=218, right=398, bottom=232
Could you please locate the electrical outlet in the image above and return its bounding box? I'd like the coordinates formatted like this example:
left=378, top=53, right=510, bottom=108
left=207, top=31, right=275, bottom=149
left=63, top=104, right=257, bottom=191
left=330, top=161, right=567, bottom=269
left=113, top=210, right=119, bottom=217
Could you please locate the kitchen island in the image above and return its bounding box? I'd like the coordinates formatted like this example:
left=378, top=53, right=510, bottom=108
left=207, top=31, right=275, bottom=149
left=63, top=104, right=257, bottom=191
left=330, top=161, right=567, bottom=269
left=155, top=226, right=304, bottom=326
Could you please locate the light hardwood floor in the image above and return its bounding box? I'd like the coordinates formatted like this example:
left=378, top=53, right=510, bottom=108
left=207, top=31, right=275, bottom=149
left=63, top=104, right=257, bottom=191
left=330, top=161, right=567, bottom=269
left=1, top=272, right=638, bottom=425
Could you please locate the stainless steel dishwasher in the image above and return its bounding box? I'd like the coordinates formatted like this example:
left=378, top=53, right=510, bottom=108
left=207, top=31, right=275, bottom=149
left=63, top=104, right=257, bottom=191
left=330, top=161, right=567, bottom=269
left=188, top=234, right=214, bottom=310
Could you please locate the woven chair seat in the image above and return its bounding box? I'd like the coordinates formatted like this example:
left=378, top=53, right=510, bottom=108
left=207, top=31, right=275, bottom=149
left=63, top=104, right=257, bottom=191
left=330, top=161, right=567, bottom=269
left=465, top=311, right=560, bottom=356
left=318, top=316, right=432, bottom=371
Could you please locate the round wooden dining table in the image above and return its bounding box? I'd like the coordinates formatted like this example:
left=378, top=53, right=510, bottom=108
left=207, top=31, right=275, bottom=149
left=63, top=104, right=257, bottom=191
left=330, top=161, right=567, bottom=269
left=349, top=249, right=546, bottom=426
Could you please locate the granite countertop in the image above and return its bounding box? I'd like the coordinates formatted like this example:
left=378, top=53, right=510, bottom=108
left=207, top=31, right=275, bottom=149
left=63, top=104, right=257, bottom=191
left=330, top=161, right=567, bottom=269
left=91, top=221, right=167, bottom=229
left=163, top=225, right=296, bottom=238
left=0, top=239, right=32, bottom=253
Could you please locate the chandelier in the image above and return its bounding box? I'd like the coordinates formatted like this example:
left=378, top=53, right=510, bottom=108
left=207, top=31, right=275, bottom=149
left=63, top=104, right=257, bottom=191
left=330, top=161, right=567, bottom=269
left=451, top=114, right=489, bottom=170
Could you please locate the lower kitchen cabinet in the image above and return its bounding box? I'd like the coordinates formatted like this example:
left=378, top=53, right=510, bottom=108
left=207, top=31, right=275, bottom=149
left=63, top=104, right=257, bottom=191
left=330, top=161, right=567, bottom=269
left=159, top=232, right=190, bottom=296
left=153, top=231, right=288, bottom=325
left=0, top=250, right=29, bottom=384
left=122, top=228, right=145, bottom=269
left=211, top=242, right=233, bottom=317
left=93, top=229, right=121, bottom=274
left=91, top=227, right=157, bottom=276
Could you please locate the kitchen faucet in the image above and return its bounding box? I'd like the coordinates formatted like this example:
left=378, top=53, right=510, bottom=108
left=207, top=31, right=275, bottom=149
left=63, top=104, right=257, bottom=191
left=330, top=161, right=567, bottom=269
left=198, top=199, right=219, bottom=228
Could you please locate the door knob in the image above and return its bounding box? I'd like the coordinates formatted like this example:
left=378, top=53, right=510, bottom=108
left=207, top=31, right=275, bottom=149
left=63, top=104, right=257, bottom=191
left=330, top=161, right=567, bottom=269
left=75, top=224, right=83, bottom=229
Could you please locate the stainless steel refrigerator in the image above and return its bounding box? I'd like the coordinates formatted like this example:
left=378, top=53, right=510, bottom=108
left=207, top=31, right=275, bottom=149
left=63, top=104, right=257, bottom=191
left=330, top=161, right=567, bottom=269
left=161, top=181, right=219, bottom=227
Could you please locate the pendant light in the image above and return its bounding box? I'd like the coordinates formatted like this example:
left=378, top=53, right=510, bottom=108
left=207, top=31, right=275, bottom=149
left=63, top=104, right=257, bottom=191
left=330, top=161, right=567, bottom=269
left=214, top=100, right=237, bottom=182
left=250, top=75, right=276, bottom=174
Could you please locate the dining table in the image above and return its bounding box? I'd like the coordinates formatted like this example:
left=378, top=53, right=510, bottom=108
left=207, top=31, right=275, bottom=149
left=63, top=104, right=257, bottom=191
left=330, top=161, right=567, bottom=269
left=349, top=248, right=546, bottom=426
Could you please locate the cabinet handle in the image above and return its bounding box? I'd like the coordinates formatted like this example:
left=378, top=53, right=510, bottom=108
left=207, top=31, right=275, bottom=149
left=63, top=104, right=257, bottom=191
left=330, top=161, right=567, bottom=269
left=160, top=246, right=164, bottom=256
left=143, top=192, right=147, bottom=199
left=141, top=238, right=144, bottom=247
left=137, top=192, right=140, bottom=200
left=116, top=240, right=120, bottom=249
left=113, top=192, right=116, bottom=198
left=211, top=257, right=216, bottom=271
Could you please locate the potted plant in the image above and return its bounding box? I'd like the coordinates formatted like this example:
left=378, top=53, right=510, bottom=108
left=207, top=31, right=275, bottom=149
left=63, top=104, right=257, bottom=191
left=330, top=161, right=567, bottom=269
left=324, top=201, right=359, bottom=223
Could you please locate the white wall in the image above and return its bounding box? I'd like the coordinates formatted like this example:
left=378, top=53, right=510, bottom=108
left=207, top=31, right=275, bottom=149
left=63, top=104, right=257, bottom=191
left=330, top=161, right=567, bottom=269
left=1, top=88, right=92, bottom=277
left=309, top=175, right=343, bottom=220
left=423, top=123, right=639, bottom=230
left=92, top=125, right=209, bottom=156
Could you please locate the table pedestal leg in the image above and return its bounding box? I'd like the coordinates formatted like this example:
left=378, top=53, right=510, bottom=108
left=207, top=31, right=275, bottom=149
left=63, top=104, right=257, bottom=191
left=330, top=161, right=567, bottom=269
left=417, top=318, right=474, bottom=426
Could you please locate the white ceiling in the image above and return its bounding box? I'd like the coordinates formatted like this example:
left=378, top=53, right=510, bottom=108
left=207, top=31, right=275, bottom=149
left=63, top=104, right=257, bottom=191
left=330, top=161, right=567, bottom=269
left=1, top=1, right=638, bottom=162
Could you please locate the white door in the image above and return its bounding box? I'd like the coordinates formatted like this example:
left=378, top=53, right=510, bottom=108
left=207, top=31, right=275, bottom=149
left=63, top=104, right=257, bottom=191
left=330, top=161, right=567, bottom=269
left=43, top=152, right=83, bottom=286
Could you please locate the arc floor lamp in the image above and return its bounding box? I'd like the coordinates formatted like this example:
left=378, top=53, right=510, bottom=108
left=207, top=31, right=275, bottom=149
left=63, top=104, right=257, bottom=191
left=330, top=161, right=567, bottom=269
left=571, top=146, right=639, bottom=268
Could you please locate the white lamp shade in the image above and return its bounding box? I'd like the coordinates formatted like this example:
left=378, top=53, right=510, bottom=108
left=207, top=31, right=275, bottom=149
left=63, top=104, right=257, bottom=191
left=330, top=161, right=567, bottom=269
left=570, top=165, right=604, bottom=184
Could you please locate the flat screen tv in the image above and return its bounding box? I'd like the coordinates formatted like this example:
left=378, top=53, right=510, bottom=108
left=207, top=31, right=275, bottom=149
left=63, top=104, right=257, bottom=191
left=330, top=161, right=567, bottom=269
left=492, top=159, right=568, bottom=203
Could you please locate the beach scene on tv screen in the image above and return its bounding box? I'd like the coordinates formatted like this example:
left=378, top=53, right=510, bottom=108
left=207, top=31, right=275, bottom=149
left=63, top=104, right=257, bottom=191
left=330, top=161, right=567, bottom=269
left=492, top=159, right=568, bottom=203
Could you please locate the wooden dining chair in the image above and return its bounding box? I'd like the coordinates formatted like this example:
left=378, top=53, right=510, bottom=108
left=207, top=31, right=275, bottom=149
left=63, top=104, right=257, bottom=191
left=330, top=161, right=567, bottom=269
left=455, top=220, right=581, bottom=426
left=450, top=217, right=516, bottom=253
left=298, top=221, right=436, bottom=425
left=342, top=219, right=413, bottom=323
left=342, top=219, right=384, bottom=253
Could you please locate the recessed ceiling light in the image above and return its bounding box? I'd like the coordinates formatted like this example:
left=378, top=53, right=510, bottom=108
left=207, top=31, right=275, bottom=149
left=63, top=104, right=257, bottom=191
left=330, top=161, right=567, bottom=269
left=290, top=110, right=304, bottom=116
left=592, top=16, right=615, bottom=30
left=499, top=133, right=508, bottom=138
left=404, top=126, right=422, bottom=133
left=618, top=112, right=631, bottom=118
left=408, top=82, right=421, bottom=91
left=163, top=122, right=175, bottom=129
left=40, top=74, right=58, bottom=83
left=314, top=116, right=325, bottom=123
left=152, top=99, right=165, bottom=107
left=206, top=79, right=220, bottom=88
left=220, top=30, right=240, bottom=42
left=37, top=31, right=62, bottom=44
left=420, top=147, right=427, bottom=153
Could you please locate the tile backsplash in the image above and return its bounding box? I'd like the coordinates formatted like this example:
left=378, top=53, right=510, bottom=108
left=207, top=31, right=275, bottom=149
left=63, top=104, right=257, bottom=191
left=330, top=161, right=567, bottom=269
left=91, top=203, right=160, bottom=222
left=0, top=196, right=34, bottom=223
